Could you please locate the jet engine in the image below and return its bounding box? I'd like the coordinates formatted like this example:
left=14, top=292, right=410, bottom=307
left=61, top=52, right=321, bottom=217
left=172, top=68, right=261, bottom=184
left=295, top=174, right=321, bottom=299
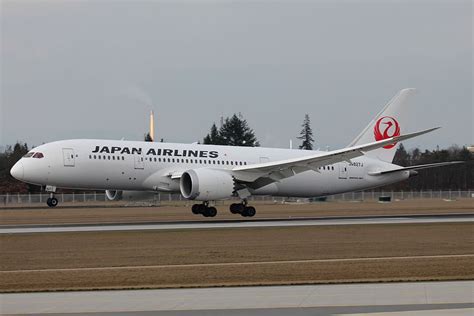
left=180, top=169, right=235, bottom=201
left=105, top=190, right=123, bottom=201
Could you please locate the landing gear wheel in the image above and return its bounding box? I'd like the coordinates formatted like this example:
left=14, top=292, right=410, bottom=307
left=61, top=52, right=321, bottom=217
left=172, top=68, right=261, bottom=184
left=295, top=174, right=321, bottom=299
left=206, top=207, right=217, bottom=217
left=230, top=203, right=244, bottom=214
left=46, top=197, right=58, bottom=208
left=192, top=203, right=216, bottom=217
left=202, top=206, right=217, bottom=217
left=192, top=204, right=202, bottom=214
left=242, top=206, right=256, bottom=217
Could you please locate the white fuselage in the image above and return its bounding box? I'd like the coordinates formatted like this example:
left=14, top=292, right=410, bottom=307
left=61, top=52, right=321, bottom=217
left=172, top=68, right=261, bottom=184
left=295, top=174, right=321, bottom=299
left=13, top=139, right=409, bottom=198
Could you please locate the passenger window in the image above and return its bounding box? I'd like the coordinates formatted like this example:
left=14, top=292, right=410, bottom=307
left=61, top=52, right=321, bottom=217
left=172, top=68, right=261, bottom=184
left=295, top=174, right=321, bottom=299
left=108, top=156, right=111, bottom=160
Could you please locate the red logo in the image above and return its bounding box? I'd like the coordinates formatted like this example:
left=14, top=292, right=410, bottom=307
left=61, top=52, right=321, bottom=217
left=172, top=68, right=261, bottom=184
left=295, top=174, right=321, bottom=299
left=374, top=116, right=401, bottom=149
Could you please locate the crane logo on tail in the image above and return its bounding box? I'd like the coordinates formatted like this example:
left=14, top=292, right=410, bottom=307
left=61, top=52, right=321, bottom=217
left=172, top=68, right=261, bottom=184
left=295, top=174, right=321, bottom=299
left=374, top=116, right=400, bottom=149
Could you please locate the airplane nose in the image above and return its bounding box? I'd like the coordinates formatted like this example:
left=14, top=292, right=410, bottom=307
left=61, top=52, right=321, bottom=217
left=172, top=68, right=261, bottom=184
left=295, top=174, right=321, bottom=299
left=10, top=161, right=24, bottom=180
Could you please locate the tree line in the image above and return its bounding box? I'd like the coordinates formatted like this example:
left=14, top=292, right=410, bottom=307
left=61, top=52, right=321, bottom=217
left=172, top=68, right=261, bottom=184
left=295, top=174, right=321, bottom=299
left=388, top=144, right=473, bottom=191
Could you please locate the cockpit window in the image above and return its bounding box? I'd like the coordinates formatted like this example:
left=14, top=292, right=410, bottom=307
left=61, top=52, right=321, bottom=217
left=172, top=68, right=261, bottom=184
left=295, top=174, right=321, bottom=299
left=23, top=152, right=35, bottom=158
left=33, top=152, right=44, bottom=159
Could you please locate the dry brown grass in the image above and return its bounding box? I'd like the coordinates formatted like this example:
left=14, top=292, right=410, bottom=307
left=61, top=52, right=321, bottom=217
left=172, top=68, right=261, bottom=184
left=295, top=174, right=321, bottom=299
left=1, top=222, right=473, bottom=292
left=0, top=199, right=472, bottom=226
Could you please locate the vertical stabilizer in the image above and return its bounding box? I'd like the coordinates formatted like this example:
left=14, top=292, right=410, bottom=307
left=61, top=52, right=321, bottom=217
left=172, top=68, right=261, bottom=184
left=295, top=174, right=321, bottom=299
left=348, top=88, right=417, bottom=162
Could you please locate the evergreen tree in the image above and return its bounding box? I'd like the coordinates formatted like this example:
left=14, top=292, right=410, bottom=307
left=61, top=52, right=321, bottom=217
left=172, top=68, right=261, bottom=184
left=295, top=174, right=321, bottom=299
left=393, top=144, right=410, bottom=167
left=203, top=115, right=259, bottom=147
left=297, top=114, right=314, bottom=150
left=219, top=114, right=259, bottom=147
left=203, top=123, right=222, bottom=145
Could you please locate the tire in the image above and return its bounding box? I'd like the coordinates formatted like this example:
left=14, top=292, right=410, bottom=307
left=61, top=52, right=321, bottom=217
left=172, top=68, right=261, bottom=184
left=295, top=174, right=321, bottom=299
left=192, top=204, right=201, bottom=214
left=46, top=198, right=52, bottom=207
left=242, top=206, right=256, bottom=217
left=50, top=197, right=58, bottom=207
left=230, top=203, right=244, bottom=214
left=207, top=207, right=217, bottom=217
left=229, top=203, right=239, bottom=214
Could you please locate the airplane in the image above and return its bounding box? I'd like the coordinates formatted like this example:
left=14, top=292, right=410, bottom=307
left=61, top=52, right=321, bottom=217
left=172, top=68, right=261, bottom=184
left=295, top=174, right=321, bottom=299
left=10, top=88, right=462, bottom=217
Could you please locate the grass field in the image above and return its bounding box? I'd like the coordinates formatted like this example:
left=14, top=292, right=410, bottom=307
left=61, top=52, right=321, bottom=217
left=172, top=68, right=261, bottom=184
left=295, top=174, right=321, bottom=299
left=1, top=222, right=473, bottom=292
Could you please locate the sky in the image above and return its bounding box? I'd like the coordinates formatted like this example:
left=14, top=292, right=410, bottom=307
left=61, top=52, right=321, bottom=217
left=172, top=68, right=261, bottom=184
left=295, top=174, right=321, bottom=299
left=1, top=0, right=472, bottom=151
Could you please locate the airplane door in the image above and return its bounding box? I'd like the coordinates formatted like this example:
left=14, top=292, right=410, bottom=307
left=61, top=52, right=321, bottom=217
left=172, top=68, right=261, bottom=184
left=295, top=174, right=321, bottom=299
left=62, top=148, right=75, bottom=167
left=338, top=164, right=348, bottom=179
left=134, top=155, right=144, bottom=170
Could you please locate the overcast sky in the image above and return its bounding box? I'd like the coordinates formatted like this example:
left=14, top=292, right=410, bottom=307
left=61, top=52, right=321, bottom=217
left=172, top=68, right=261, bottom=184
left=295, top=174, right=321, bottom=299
left=1, top=0, right=472, bottom=151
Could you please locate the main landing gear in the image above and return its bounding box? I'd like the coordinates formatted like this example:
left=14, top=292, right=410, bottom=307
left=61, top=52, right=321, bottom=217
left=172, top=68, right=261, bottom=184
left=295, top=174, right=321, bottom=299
left=190, top=201, right=257, bottom=218
left=191, top=202, right=217, bottom=218
left=230, top=201, right=256, bottom=217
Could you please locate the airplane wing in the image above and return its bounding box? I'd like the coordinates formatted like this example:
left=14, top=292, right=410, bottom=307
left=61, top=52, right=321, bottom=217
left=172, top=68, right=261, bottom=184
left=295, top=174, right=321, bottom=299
left=368, top=161, right=464, bottom=176
left=231, top=127, right=440, bottom=185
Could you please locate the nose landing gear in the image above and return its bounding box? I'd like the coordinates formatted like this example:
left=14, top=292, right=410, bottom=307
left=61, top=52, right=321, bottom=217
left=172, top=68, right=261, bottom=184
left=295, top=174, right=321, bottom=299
left=191, top=202, right=217, bottom=217
left=46, top=197, right=58, bottom=207
left=45, top=186, right=58, bottom=208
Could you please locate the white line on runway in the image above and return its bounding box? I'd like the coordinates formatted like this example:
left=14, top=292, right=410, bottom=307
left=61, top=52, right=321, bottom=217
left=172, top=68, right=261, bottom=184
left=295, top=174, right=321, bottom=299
left=1, top=216, right=473, bottom=234
left=3, top=254, right=473, bottom=273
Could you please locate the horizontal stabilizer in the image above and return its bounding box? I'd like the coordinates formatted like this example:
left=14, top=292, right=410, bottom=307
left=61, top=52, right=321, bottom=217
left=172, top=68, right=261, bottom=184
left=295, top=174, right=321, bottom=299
left=368, top=161, right=465, bottom=176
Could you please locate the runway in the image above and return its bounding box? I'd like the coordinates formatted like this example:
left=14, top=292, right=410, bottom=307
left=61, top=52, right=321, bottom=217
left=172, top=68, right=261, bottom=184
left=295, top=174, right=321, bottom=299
left=1, top=214, right=473, bottom=234
left=1, top=281, right=473, bottom=315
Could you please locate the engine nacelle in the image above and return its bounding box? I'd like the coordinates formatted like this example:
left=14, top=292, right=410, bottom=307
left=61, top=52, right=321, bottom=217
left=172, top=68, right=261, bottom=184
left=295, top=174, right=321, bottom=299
left=180, top=169, right=235, bottom=201
left=105, top=190, right=123, bottom=201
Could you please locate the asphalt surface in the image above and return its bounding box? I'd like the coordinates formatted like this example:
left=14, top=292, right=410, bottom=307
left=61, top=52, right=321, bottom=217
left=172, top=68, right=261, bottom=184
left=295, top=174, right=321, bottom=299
left=2, top=281, right=473, bottom=315
left=1, top=214, right=473, bottom=234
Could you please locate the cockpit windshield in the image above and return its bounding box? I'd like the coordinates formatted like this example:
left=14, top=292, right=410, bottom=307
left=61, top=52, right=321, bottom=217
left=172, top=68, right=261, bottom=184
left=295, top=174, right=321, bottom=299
left=23, top=152, right=44, bottom=159
left=33, top=152, right=44, bottom=159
